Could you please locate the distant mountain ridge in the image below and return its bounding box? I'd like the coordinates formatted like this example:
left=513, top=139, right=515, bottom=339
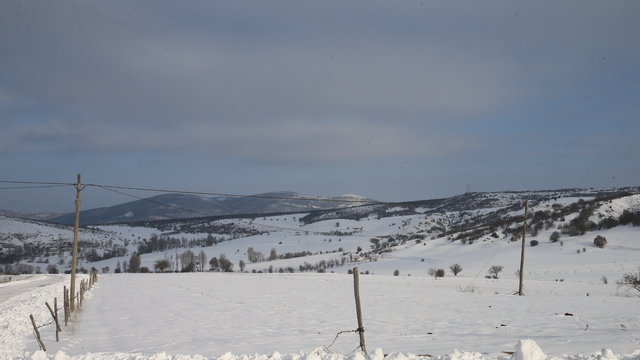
left=47, top=191, right=377, bottom=225
left=0, top=209, right=67, bottom=222
left=7, top=187, right=640, bottom=226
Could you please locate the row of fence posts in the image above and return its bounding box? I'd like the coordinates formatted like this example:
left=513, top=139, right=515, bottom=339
left=31, top=270, right=364, bottom=354
left=30, top=272, right=98, bottom=352
left=28, top=270, right=366, bottom=354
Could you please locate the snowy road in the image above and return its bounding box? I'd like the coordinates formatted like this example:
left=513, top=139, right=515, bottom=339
left=0, top=274, right=66, bottom=302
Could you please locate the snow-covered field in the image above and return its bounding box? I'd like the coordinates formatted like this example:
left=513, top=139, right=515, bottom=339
left=1, top=271, right=639, bottom=360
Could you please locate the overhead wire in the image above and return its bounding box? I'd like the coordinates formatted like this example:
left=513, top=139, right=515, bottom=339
left=0, top=180, right=76, bottom=186
left=0, top=184, right=73, bottom=190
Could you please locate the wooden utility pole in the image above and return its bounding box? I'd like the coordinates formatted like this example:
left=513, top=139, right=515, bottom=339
left=352, top=267, right=367, bottom=354
left=70, top=174, right=82, bottom=311
left=518, top=200, right=528, bottom=296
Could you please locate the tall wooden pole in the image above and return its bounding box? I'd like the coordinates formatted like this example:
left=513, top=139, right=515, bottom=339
left=352, top=267, right=367, bottom=354
left=70, top=174, right=82, bottom=311
left=518, top=200, right=528, bottom=296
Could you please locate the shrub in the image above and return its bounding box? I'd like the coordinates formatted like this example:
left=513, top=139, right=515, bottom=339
left=140, top=267, right=150, bottom=273
left=46, top=264, right=59, bottom=274
left=393, top=269, right=399, bottom=276
left=594, top=235, right=607, bottom=248
left=435, top=269, right=445, bottom=278
left=549, top=231, right=561, bottom=243
left=530, top=240, right=539, bottom=247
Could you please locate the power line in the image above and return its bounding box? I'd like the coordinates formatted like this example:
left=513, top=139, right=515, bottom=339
left=0, top=184, right=73, bottom=190
left=0, top=180, right=76, bottom=186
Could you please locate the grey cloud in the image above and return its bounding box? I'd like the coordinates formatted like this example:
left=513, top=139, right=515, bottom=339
left=1, top=0, right=639, bottom=211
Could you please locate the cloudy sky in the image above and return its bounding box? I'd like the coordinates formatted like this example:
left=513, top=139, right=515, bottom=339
left=1, top=1, right=639, bottom=213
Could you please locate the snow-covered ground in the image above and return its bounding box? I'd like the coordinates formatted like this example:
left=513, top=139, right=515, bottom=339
left=1, top=272, right=639, bottom=360
left=2, top=196, right=640, bottom=360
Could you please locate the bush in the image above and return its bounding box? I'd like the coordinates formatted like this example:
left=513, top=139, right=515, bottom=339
left=393, top=269, right=399, bottom=276
left=435, top=269, right=445, bottom=278
left=140, top=267, right=150, bottom=273
left=594, top=235, right=607, bottom=248
left=530, top=240, right=539, bottom=247
left=46, top=264, right=59, bottom=274
left=549, top=231, right=561, bottom=243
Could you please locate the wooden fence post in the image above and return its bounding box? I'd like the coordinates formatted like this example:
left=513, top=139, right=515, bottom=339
left=62, top=285, right=69, bottom=326
left=45, top=302, right=60, bottom=342
left=63, top=286, right=68, bottom=326
left=352, top=267, right=367, bottom=354
left=54, top=297, right=60, bottom=340
left=30, top=314, right=46, bottom=351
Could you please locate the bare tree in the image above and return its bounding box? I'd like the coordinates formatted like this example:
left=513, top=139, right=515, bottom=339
left=488, top=265, right=504, bottom=279
left=617, top=266, right=640, bottom=294
left=219, top=253, right=233, bottom=272
left=179, top=250, right=196, bottom=272
left=209, top=257, right=219, bottom=271
left=154, top=259, right=171, bottom=273
left=129, top=254, right=141, bottom=273
left=449, top=263, right=463, bottom=276
left=198, top=250, right=208, bottom=271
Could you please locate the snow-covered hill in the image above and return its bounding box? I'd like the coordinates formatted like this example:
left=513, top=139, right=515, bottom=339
left=46, top=192, right=377, bottom=225
left=2, top=188, right=639, bottom=284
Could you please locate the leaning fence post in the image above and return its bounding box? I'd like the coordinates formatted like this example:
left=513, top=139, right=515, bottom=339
left=30, top=314, right=46, bottom=351
left=45, top=302, right=60, bottom=342
left=352, top=267, right=367, bottom=354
